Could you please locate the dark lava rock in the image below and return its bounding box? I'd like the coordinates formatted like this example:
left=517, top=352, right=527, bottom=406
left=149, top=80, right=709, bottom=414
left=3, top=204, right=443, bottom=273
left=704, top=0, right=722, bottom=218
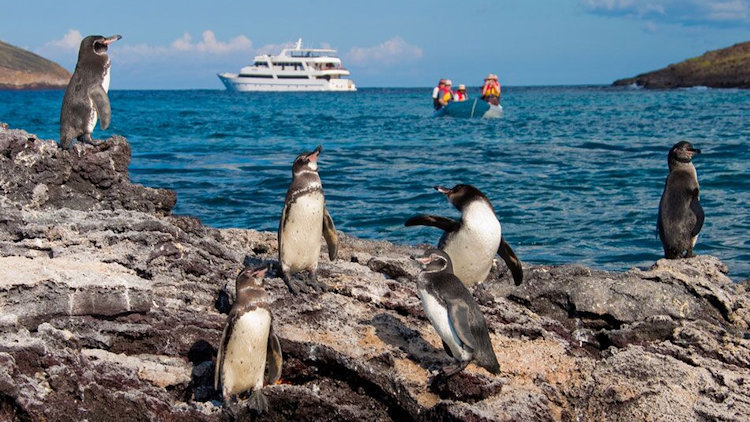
left=1, top=124, right=749, bottom=421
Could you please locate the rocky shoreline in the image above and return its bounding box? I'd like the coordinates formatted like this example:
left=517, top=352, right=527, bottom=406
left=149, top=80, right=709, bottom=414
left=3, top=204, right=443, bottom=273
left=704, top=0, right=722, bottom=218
left=1, top=124, right=748, bottom=421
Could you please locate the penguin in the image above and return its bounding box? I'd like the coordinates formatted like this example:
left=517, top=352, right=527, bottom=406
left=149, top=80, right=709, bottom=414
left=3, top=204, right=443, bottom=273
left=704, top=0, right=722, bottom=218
left=278, top=145, right=338, bottom=294
left=413, top=248, right=500, bottom=377
left=215, top=266, right=282, bottom=414
left=405, top=184, right=523, bottom=287
left=658, top=141, right=704, bottom=259
left=59, top=34, right=121, bottom=150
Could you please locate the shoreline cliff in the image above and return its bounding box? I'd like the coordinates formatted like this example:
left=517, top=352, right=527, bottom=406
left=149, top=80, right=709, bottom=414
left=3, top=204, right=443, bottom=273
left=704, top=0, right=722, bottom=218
left=1, top=124, right=748, bottom=421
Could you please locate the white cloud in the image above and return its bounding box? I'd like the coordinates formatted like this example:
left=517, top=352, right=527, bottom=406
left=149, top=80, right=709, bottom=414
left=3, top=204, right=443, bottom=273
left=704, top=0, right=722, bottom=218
left=346, top=37, right=423, bottom=67
left=580, top=0, right=749, bottom=26
left=255, top=41, right=297, bottom=55
left=171, top=30, right=252, bottom=54
left=44, top=29, right=83, bottom=50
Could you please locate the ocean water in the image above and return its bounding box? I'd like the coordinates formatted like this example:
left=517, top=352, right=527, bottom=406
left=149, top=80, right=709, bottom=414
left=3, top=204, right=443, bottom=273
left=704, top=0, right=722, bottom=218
left=1, top=87, right=749, bottom=280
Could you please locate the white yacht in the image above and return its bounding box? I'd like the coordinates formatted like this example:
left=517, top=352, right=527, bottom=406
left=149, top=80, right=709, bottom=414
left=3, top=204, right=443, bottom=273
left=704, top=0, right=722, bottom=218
left=218, top=39, right=356, bottom=92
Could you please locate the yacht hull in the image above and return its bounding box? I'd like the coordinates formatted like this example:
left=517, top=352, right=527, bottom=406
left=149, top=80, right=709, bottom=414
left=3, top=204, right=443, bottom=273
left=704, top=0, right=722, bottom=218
left=218, top=73, right=356, bottom=92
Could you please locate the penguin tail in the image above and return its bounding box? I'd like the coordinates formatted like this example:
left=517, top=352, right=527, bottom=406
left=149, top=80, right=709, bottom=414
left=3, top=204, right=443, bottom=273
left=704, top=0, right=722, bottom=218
left=477, top=352, right=500, bottom=375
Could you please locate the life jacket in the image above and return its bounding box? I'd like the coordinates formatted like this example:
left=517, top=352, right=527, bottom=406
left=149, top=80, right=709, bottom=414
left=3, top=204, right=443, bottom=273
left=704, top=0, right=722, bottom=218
left=455, top=91, right=467, bottom=101
left=440, top=86, right=453, bottom=102
left=482, top=81, right=500, bottom=98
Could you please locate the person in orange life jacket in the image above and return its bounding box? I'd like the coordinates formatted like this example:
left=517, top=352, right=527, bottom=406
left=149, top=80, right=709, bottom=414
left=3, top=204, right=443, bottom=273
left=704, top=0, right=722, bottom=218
left=438, top=79, right=454, bottom=109
left=454, top=84, right=468, bottom=102
left=432, top=79, right=446, bottom=110
left=481, top=74, right=501, bottom=106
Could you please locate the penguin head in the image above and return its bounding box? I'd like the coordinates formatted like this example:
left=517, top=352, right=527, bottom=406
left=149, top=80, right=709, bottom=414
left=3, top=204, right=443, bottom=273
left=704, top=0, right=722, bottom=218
left=413, top=248, right=453, bottom=273
left=668, top=141, right=701, bottom=170
left=235, top=266, right=268, bottom=302
left=292, top=145, right=323, bottom=174
left=434, top=184, right=486, bottom=210
left=78, top=35, right=121, bottom=62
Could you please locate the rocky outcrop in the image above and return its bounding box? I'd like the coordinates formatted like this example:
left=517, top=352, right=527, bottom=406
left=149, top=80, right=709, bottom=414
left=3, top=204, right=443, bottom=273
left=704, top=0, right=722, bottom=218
left=1, top=124, right=748, bottom=421
left=613, top=41, right=750, bottom=89
left=0, top=41, right=71, bottom=90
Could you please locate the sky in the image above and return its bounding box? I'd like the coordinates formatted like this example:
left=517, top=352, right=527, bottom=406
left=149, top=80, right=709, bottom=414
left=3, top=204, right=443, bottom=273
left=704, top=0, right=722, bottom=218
left=1, top=0, right=749, bottom=89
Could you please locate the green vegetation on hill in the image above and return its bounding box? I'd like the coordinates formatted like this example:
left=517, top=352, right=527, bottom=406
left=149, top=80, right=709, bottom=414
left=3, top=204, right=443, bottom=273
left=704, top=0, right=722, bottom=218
left=613, top=41, right=750, bottom=89
left=0, top=40, right=71, bottom=90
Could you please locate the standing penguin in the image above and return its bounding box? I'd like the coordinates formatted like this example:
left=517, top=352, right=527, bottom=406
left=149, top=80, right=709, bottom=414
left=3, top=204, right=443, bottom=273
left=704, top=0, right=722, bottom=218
left=215, top=266, right=282, bottom=414
left=413, top=248, right=500, bottom=377
left=658, top=141, right=704, bottom=258
left=278, top=145, right=338, bottom=294
left=405, top=184, right=523, bottom=287
left=59, top=34, right=121, bottom=150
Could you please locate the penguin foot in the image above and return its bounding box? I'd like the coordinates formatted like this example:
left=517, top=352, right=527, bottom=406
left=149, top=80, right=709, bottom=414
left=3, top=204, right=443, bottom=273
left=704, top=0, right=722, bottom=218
left=246, top=389, right=269, bottom=414
left=441, top=360, right=470, bottom=378
left=282, top=276, right=304, bottom=295
left=84, top=138, right=104, bottom=146
left=305, top=272, right=329, bottom=293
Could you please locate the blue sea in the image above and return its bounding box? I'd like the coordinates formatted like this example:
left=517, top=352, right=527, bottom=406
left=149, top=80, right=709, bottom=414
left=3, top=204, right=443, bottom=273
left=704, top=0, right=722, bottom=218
left=1, top=87, right=749, bottom=280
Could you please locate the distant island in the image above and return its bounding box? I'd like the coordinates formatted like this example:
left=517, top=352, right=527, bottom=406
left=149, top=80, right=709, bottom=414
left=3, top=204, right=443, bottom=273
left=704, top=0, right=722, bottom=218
left=0, top=40, right=70, bottom=90
left=614, top=41, right=750, bottom=89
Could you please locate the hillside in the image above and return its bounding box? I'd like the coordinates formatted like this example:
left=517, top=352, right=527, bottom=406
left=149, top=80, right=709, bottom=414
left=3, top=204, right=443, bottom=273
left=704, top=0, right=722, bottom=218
left=0, top=40, right=71, bottom=90
left=613, top=41, right=750, bottom=89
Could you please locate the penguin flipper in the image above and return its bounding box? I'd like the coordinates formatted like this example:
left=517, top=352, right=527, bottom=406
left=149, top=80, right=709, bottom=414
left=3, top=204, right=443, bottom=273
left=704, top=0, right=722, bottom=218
left=90, top=85, right=112, bottom=130
left=447, top=297, right=500, bottom=375
left=446, top=299, right=479, bottom=352
left=404, top=215, right=460, bottom=233
left=214, top=317, right=234, bottom=391
left=265, top=329, right=283, bottom=385
left=322, top=207, right=338, bottom=261
left=497, top=236, right=524, bottom=285
left=278, top=204, right=287, bottom=266
left=690, top=192, right=704, bottom=237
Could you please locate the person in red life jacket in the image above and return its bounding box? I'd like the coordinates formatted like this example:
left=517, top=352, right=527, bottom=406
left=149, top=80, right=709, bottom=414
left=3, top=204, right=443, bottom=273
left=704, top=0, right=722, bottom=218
left=437, top=79, right=454, bottom=109
left=454, top=84, right=468, bottom=102
left=432, top=79, right=446, bottom=110
left=481, top=74, right=501, bottom=106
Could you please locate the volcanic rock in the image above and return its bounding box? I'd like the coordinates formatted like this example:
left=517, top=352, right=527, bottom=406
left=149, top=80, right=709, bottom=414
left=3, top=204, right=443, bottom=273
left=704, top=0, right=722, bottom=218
left=0, top=124, right=748, bottom=421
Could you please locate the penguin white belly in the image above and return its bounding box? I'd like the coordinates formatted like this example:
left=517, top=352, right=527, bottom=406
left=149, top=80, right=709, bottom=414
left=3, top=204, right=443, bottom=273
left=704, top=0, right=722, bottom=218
left=87, top=98, right=98, bottom=133
left=102, top=66, right=111, bottom=92
left=281, top=192, right=324, bottom=273
left=419, top=289, right=471, bottom=361
left=221, top=309, right=271, bottom=397
left=444, top=203, right=501, bottom=286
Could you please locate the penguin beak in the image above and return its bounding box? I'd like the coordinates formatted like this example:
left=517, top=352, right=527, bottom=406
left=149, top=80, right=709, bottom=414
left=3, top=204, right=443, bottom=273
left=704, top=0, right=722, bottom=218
left=306, top=145, right=322, bottom=163
left=102, top=35, right=122, bottom=45
left=434, top=186, right=451, bottom=195
left=251, top=267, right=268, bottom=278
left=411, top=255, right=431, bottom=265
left=689, top=147, right=702, bottom=155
